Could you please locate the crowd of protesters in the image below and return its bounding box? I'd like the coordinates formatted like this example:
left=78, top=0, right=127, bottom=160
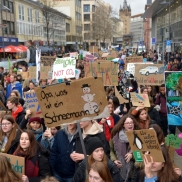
left=0, top=40, right=181, bottom=182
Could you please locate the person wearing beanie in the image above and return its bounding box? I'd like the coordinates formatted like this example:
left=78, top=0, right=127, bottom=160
left=73, top=137, right=123, bottom=182
left=27, top=117, right=43, bottom=142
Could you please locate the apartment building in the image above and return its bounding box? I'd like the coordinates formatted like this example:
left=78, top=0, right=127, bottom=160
left=52, top=0, right=82, bottom=51
left=15, top=0, right=69, bottom=46
left=0, top=0, right=18, bottom=46
left=82, top=0, right=113, bottom=48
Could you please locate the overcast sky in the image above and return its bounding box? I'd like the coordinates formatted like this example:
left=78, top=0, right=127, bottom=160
left=104, top=0, right=146, bottom=16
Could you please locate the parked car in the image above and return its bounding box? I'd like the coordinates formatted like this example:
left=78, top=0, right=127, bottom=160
left=139, top=66, right=159, bottom=76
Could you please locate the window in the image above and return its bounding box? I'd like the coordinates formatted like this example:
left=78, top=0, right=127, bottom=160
left=9, top=2, right=13, bottom=13
left=84, top=33, right=90, bottom=40
left=76, top=12, right=81, bottom=20
left=10, top=22, right=15, bottom=34
left=92, top=5, right=95, bottom=12
left=66, top=23, right=70, bottom=32
left=84, top=24, right=90, bottom=31
left=84, top=5, right=90, bottom=12
left=27, top=8, right=32, bottom=22
left=18, top=4, right=24, bottom=20
left=35, top=10, right=40, bottom=23
left=76, top=0, right=81, bottom=7
left=76, top=26, right=82, bottom=34
left=84, top=14, right=90, bottom=21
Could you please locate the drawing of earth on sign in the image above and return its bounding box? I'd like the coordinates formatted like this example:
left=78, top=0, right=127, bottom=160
left=139, top=66, right=164, bottom=76
left=81, top=84, right=99, bottom=114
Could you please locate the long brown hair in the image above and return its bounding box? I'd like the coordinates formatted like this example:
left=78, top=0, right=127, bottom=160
left=111, top=114, right=140, bottom=138
left=87, top=161, right=113, bottom=182
left=0, top=155, right=22, bottom=182
left=0, top=115, right=20, bottom=153
left=14, top=130, right=39, bottom=159
left=141, top=145, right=179, bottom=182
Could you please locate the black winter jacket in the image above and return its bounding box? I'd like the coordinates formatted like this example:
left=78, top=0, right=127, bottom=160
left=28, top=147, right=51, bottom=182
left=148, top=107, right=161, bottom=126
left=7, top=129, right=21, bottom=154
left=73, top=158, right=123, bottom=182
left=16, top=109, right=28, bottom=129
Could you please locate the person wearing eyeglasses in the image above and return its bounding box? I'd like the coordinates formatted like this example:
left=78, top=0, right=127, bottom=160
left=0, top=115, right=21, bottom=154
left=110, top=114, right=140, bottom=182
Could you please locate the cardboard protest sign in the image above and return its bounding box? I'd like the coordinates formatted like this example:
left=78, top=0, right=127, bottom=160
left=17, top=72, right=29, bottom=80
left=24, top=91, right=42, bottom=118
left=101, top=53, right=109, bottom=58
left=35, top=77, right=109, bottom=127
left=0, top=153, right=25, bottom=174
left=40, top=66, right=52, bottom=79
left=135, top=64, right=165, bottom=85
left=52, top=57, right=76, bottom=79
left=89, top=46, right=98, bottom=53
left=165, top=72, right=182, bottom=125
left=107, top=52, right=118, bottom=60
left=127, top=62, right=153, bottom=76
left=125, top=56, right=143, bottom=63
left=115, top=87, right=129, bottom=104
left=41, top=56, right=55, bottom=66
left=165, top=134, right=182, bottom=149
left=70, top=52, right=78, bottom=59
left=84, top=62, right=118, bottom=86
left=130, top=93, right=150, bottom=107
left=126, top=129, right=165, bottom=162
left=29, top=67, right=36, bottom=79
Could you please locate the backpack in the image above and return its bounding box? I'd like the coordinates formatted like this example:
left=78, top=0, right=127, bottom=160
left=29, top=46, right=36, bottom=64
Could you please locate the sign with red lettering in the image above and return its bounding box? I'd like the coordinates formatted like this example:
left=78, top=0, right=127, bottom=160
left=135, top=64, right=165, bottom=85
left=53, top=57, right=76, bottom=79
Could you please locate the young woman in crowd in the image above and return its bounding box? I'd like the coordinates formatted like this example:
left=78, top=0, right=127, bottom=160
left=87, top=161, right=114, bottom=182
left=39, top=79, right=48, bottom=87
left=130, top=107, right=156, bottom=129
left=40, top=126, right=60, bottom=150
left=27, top=117, right=44, bottom=142
left=29, top=81, right=36, bottom=91
left=14, top=130, right=51, bottom=182
left=135, top=145, right=182, bottom=182
left=73, top=137, right=123, bottom=182
left=0, top=155, right=22, bottom=182
left=110, top=114, right=140, bottom=181
left=0, top=115, right=21, bottom=154
left=108, top=96, right=128, bottom=116
left=140, top=86, right=148, bottom=94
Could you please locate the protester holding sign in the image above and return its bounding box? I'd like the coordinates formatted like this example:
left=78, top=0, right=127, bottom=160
left=0, top=115, right=21, bottom=154
left=40, top=126, right=60, bottom=150
left=14, top=130, right=51, bottom=182
left=135, top=145, right=182, bottom=182
left=10, top=90, right=25, bottom=108
left=73, top=137, right=122, bottom=182
left=0, top=155, right=22, bottom=182
left=110, top=114, right=140, bottom=181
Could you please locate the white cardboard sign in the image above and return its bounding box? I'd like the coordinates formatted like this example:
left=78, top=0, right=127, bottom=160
left=52, top=57, right=76, bottom=79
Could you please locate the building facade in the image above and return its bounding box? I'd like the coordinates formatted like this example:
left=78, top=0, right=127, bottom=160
left=143, top=0, right=182, bottom=53
left=81, top=0, right=113, bottom=48
left=52, top=0, right=82, bottom=50
left=14, top=0, right=68, bottom=47
left=0, top=0, right=18, bottom=47
left=130, top=14, right=144, bottom=48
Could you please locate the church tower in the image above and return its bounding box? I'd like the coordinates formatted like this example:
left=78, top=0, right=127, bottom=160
left=119, top=0, right=131, bottom=35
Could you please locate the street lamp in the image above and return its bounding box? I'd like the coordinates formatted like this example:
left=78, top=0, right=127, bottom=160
left=160, top=0, right=171, bottom=62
